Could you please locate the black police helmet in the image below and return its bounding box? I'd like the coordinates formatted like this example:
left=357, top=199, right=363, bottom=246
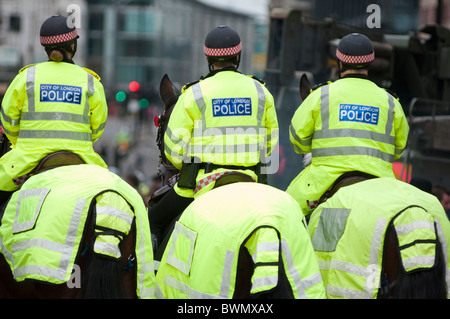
left=336, top=33, right=374, bottom=68
left=40, top=15, right=78, bottom=47
left=204, top=25, right=241, bottom=58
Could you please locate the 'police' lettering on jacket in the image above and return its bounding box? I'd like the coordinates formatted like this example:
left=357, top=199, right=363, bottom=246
left=339, top=104, right=379, bottom=125
left=40, top=84, right=82, bottom=105
left=212, top=97, right=252, bottom=117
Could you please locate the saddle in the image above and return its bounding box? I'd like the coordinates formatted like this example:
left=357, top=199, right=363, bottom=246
left=319, top=171, right=376, bottom=205
left=32, top=151, right=85, bottom=175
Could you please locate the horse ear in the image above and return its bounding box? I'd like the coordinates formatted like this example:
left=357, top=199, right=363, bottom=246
left=159, top=74, right=176, bottom=107
left=299, top=73, right=312, bottom=101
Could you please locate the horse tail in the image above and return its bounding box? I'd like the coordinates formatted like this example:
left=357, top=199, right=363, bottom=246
left=393, top=213, right=448, bottom=299
left=82, top=191, right=136, bottom=299
left=84, top=253, right=128, bottom=299
left=395, top=239, right=447, bottom=299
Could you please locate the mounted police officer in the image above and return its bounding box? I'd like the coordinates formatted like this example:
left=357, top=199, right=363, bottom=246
left=287, top=33, right=409, bottom=216
left=0, top=15, right=108, bottom=206
left=149, top=25, right=279, bottom=253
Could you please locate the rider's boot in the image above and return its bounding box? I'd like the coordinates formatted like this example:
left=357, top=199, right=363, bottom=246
left=151, top=233, right=159, bottom=253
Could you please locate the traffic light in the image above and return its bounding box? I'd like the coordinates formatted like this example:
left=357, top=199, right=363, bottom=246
left=139, top=98, right=149, bottom=109
left=129, top=81, right=140, bottom=92
left=115, top=91, right=127, bottom=102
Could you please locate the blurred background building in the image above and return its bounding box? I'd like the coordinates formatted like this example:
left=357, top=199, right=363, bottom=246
left=1, top=0, right=448, bottom=102
left=0, top=0, right=268, bottom=104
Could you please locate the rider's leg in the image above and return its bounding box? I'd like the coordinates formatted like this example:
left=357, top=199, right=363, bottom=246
left=148, top=188, right=193, bottom=250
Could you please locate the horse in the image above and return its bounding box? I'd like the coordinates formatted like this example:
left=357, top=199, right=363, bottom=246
left=0, top=163, right=155, bottom=298
left=155, top=182, right=326, bottom=299
left=308, top=177, right=449, bottom=299
left=150, top=74, right=313, bottom=299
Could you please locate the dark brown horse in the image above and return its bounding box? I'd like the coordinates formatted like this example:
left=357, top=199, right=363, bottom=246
left=308, top=178, right=449, bottom=299
left=0, top=161, right=147, bottom=298
left=297, top=75, right=448, bottom=298
left=0, top=215, right=137, bottom=299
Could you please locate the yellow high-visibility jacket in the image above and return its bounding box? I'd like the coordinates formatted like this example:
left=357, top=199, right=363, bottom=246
left=0, top=61, right=107, bottom=191
left=164, top=70, right=279, bottom=198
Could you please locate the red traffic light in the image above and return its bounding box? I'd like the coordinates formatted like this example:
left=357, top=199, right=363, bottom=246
left=129, top=81, right=140, bottom=92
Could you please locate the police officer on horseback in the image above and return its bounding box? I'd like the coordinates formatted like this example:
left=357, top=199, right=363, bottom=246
left=287, top=33, right=409, bottom=215
left=149, top=25, right=279, bottom=253
left=0, top=15, right=108, bottom=206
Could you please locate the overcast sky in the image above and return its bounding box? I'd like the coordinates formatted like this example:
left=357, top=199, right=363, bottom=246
left=197, top=0, right=270, bottom=21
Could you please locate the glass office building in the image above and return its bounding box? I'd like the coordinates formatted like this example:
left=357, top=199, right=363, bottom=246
left=86, top=0, right=256, bottom=101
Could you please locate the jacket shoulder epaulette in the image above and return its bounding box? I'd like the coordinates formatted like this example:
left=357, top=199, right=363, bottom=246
left=19, top=63, right=38, bottom=74
left=82, top=67, right=101, bottom=81
left=383, top=87, right=399, bottom=100
left=311, top=81, right=332, bottom=91
left=247, top=75, right=265, bottom=85
left=181, top=79, right=201, bottom=93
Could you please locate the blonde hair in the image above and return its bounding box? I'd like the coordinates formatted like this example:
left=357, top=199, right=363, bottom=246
left=49, top=49, right=64, bottom=62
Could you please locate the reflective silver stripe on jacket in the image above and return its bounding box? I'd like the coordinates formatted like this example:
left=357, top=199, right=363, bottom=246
left=1, top=107, right=20, bottom=129
left=281, top=239, right=323, bottom=299
left=136, top=212, right=155, bottom=298
left=26, top=65, right=36, bottom=112
left=12, top=188, right=50, bottom=233
left=394, top=219, right=437, bottom=270
left=9, top=196, right=86, bottom=281
left=18, top=130, right=92, bottom=141
left=96, top=206, right=134, bottom=225
left=435, top=221, right=450, bottom=291
left=249, top=241, right=279, bottom=292
left=20, top=68, right=96, bottom=141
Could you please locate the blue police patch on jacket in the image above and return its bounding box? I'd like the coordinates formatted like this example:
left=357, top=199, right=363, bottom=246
left=40, top=84, right=82, bottom=105
left=212, top=98, right=252, bottom=117
left=339, top=104, right=379, bottom=125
